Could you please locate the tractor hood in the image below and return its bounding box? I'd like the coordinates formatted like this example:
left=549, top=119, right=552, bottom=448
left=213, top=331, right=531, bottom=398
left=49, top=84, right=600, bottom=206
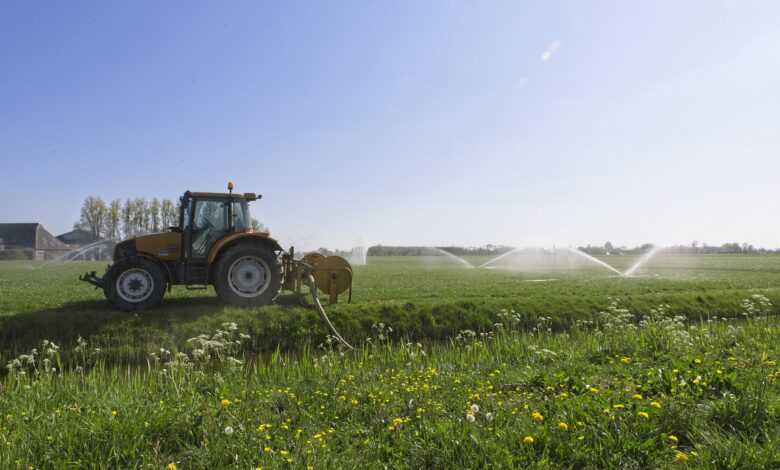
left=113, top=232, right=182, bottom=262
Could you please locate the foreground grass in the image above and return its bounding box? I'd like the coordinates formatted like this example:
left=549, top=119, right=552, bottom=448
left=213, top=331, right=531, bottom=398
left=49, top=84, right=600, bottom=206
left=2, top=308, right=779, bottom=469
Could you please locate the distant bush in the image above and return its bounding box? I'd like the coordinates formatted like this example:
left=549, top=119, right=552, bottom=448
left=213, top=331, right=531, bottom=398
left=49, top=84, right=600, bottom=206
left=0, top=249, right=33, bottom=260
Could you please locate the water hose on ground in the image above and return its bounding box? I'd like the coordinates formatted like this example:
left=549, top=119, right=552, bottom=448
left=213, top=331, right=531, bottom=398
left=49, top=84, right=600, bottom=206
left=305, top=274, right=354, bottom=350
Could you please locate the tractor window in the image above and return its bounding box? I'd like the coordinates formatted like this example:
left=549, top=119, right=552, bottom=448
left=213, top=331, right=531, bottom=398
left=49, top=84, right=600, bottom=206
left=232, top=201, right=250, bottom=230
left=191, top=199, right=230, bottom=257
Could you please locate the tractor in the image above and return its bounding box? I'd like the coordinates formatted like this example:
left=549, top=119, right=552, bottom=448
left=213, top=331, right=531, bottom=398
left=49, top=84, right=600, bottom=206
left=80, top=183, right=353, bottom=311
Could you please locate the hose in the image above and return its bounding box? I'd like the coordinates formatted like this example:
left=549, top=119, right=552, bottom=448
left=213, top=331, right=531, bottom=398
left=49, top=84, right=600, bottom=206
left=305, top=274, right=354, bottom=350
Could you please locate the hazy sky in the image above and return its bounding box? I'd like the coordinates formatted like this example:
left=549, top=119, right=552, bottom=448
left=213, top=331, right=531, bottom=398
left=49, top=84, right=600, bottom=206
left=2, top=1, right=779, bottom=250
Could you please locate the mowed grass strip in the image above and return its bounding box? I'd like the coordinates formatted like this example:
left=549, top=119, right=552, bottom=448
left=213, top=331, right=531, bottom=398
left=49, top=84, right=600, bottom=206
left=1, top=255, right=780, bottom=365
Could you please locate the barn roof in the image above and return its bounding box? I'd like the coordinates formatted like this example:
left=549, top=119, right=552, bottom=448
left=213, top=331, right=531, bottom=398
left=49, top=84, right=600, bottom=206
left=56, top=229, right=102, bottom=246
left=0, top=223, right=71, bottom=251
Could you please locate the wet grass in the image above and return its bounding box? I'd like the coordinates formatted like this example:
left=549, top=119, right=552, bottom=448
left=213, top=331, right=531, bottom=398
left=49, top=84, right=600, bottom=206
left=1, top=255, right=780, bottom=366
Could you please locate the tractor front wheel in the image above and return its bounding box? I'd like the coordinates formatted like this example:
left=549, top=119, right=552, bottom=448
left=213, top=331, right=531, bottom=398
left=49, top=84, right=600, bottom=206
left=213, top=243, right=281, bottom=306
left=104, top=257, right=167, bottom=311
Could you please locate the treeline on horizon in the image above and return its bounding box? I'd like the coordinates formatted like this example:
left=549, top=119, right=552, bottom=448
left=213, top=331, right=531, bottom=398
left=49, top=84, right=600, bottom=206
left=579, top=241, right=777, bottom=255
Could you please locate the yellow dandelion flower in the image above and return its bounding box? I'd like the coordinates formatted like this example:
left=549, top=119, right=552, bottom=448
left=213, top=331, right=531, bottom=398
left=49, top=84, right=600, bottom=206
left=558, top=422, right=569, bottom=431
left=589, top=387, right=600, bottom=394
left=668, top=435, right=679, bottom=446
left=650, top=401, right=661, bottom=409
left=279, top=450, right=289, bottom=457
left=613, top=404, right=625, bottom=410
left=167, top=464, right=177, bottom=470
left=263, top=446, right=272, bottom=454
left=621, top=357, right=631, bottom=364
left=632, top=394, right=643, bottom=400
left=531, top=411, right=544, bottom=423
left=111, top=410, right=117, bottom=417
left=220, top=399, right=231, bottom=408
left=674, top=451, right=689, bottom=463
left=522, top=436, right=534, bottom=444
left=637, top=411, right=649, bottom=419
left=392, top=417, right=403, bottom=427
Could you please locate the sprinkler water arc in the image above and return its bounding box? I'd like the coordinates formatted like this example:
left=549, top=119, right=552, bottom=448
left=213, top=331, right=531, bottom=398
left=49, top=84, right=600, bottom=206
left=624, top=245, right=660, bottom=277
left=478, top=248, right=521, bottom=268
left=432, top=248, right=473, bottom=268
left=564, top=247, right=624, bottom=276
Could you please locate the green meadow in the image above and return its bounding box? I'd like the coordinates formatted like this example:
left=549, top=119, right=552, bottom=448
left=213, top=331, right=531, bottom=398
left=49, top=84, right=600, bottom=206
left=1, top=254, right=779, bottom=468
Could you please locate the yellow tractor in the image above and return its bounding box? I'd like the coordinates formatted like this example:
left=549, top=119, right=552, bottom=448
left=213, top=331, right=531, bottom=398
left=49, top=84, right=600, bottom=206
left=80, top=183, right=353, bottom=311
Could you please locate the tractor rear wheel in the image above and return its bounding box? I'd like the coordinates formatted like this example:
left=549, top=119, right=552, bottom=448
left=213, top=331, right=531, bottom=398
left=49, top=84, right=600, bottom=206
left=213, top=243, right=281, bottom=306
left=104, top=257, right=167, bottom=311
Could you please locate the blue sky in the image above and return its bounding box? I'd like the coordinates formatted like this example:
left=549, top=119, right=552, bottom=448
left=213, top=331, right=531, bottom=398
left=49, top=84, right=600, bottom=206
left=2, top=1, right=779, bottom=250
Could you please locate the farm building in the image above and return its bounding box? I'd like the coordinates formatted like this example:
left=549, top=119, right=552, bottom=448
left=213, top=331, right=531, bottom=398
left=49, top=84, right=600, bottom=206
left=56, top=228, right=102, bottom=247
left=0, top=223, right=72, bottom=260
left=55, top=228, right=114, bottom=260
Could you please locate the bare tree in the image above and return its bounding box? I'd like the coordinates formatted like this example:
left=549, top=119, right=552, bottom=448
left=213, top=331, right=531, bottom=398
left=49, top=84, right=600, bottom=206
left=132, top=198, right=146, bottom=235
left=149, top=198, right=161, bottom=232
left=78, top=196, right=108, bottom=239
left=122, top=199, right=133, bottom=238
left=251, top=218, right=267, bottom=232
left=161, top=199, right=176, bottom=228
left=105, top=199, right=122, bottom=240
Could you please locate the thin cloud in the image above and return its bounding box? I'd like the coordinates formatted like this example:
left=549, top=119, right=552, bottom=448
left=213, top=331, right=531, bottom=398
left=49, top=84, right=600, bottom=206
left=541, top=40, right=562, bottom=62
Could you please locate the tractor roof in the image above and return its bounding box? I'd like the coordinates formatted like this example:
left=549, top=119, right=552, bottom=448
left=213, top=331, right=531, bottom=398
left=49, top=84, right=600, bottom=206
left=186, top=191, right=259, bottom=201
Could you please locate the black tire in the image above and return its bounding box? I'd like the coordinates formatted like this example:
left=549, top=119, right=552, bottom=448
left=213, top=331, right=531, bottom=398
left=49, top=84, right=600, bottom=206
left=103, top=257, right=167, bottom=311
left=213, top=243, right=281, bottom=306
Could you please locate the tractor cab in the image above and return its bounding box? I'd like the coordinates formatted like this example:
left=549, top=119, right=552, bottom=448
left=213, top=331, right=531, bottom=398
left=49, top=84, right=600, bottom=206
left=178, top=189, right=257, bottom=259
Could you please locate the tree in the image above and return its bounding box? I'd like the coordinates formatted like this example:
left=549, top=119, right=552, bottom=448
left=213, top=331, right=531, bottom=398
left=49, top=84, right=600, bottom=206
left=105, top=199, right=122, bottom=240
left=251, top=218, right=267, bottom=232
left=132, top=198, right=146, bottom=235
left=604, top=241, right=614, bottom=254
left=149, top=198, right=161, bottom=232
left=161, top=199, right=176, bottom=228
left=122, top=199, right=134, bottom=238
left=77, top=196, right=107, bottom=239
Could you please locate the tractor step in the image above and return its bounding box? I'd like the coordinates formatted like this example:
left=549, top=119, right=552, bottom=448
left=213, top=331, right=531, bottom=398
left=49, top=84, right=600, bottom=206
left=185, top=285, right=208, bottom=291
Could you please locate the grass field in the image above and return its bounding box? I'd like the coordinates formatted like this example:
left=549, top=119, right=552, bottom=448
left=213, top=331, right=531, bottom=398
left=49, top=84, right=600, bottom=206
left=1, top=254, right=779, bottom=468
left=1, top=254, right=779, bottom=364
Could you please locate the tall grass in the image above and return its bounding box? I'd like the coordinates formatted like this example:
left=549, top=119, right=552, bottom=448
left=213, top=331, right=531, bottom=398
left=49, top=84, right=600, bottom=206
left=2, top=308, right=779, bottom=468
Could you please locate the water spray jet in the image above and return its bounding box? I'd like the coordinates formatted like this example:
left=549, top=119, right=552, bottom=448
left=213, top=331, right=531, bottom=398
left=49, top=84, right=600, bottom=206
left=624, top=245, right=660, bottom=277
left=431, top=248, right=474, bottom=268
